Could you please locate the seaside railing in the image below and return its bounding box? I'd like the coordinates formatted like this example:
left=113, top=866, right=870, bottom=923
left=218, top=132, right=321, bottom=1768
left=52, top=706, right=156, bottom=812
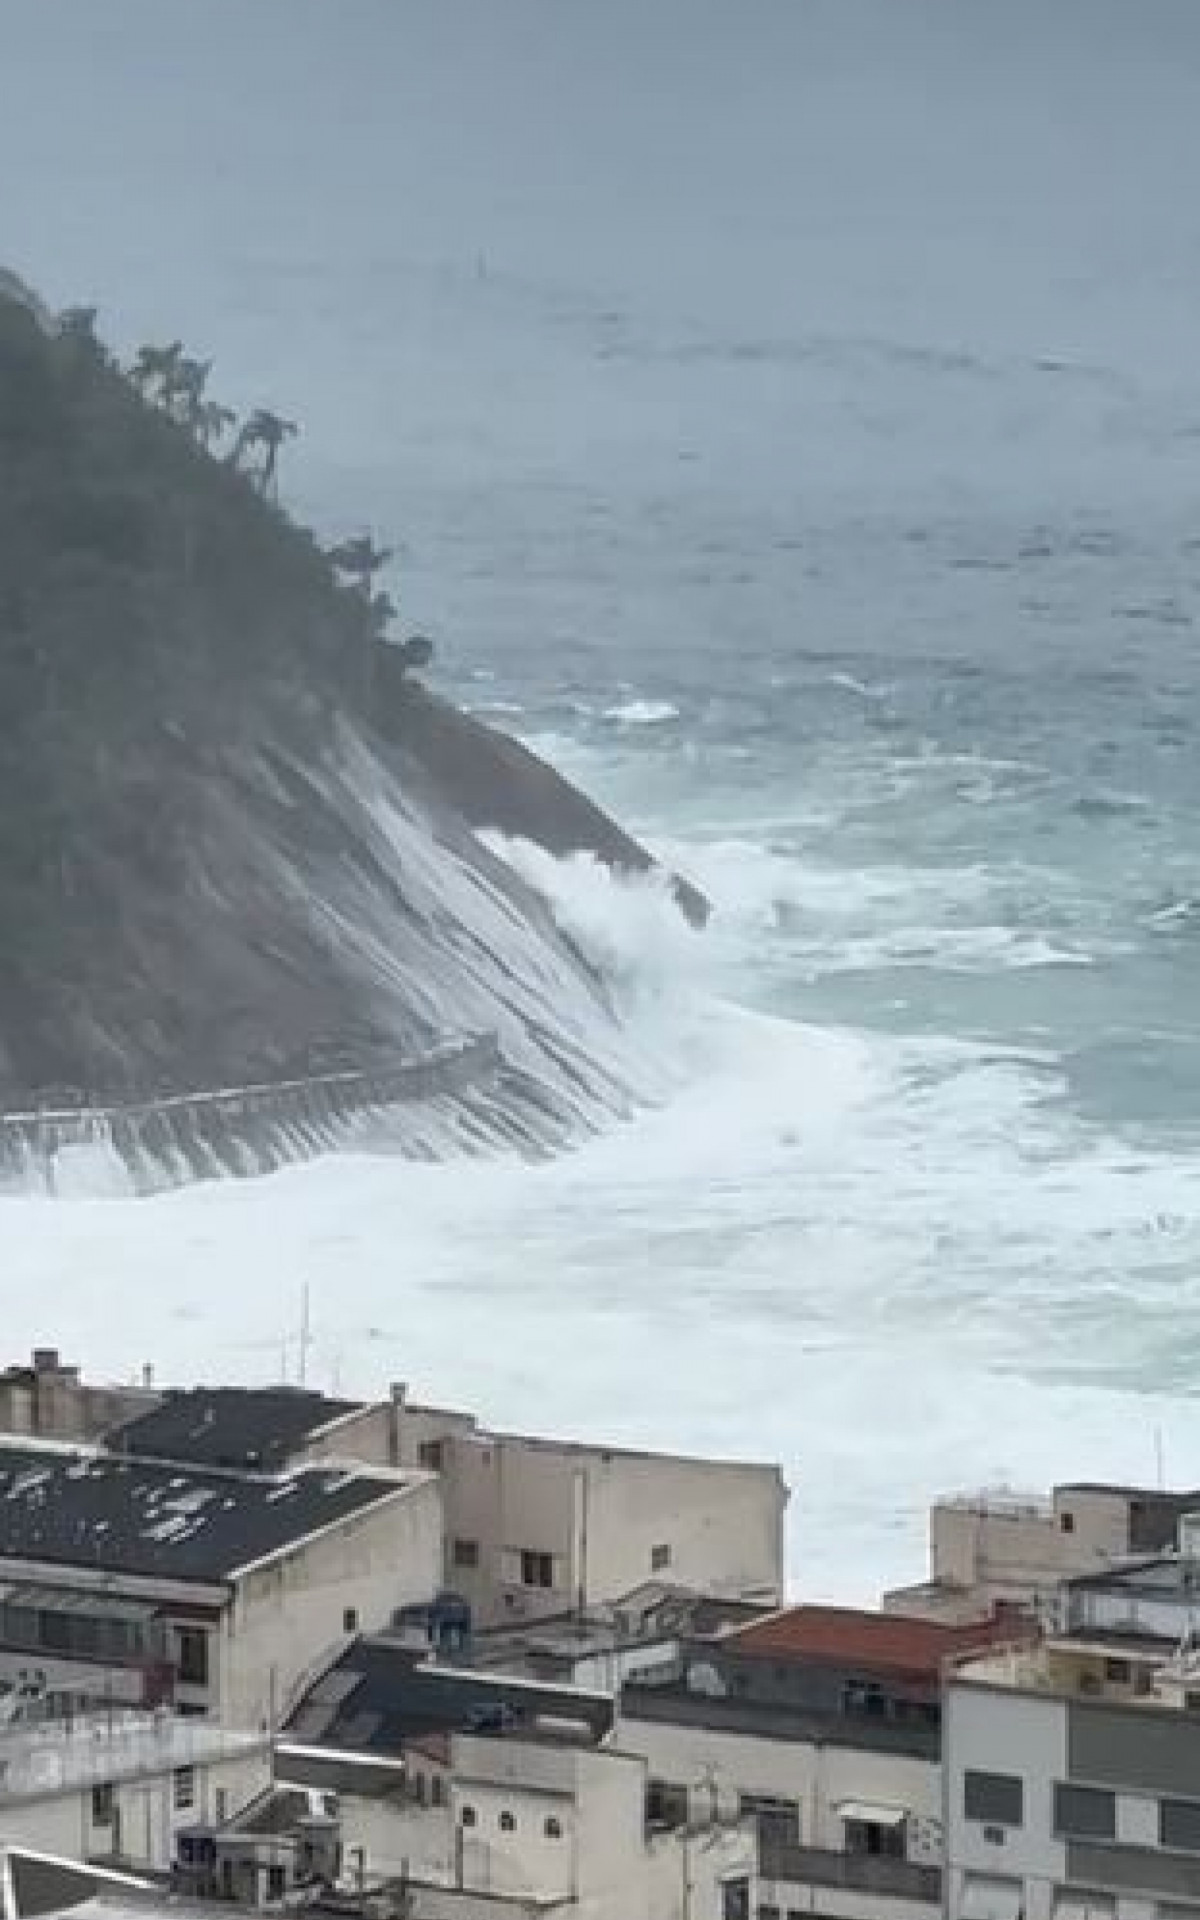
left=0, top=1032, right=501, bottom=1187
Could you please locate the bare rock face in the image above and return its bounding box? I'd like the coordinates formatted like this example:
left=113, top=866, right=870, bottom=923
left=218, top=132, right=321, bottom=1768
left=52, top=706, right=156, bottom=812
left=374, top=661, right=709, bottom=927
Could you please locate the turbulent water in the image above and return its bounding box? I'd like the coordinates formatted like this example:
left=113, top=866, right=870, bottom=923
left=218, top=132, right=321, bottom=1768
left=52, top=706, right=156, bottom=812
left=3, top=0, right=1200, bottom=1598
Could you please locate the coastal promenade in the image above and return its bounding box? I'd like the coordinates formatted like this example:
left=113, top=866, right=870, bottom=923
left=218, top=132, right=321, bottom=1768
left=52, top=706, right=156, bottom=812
left=0, top=1032, right=500, bottom=1185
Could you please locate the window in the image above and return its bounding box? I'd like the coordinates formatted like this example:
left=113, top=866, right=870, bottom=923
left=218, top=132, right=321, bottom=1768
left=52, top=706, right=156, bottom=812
left=453, top=1538, right=480, bottom=1569
left=176, top=1626, right=208, bottom=1687
left=413, top=1773, right=427, bottom=1806
left=173, top=1766, right=196, bottom=1812
left=843, top=1679, right=887, bottom=1717
left=460, top=1806, right=477, bottom=1828
left=430, top=1775, right=445, bottom=1807
left=646, top=1780, right=690, bottom=1829
left=342, top=1607, right=359, bottom=1634
left=418, top=1439, right=444, bottom=1471
left=1060, top=1512, right=1076, bottom=1533
left=266, top=1865, right=286, bottom=1900
left=1054, top=1784, right=1116, bottom=1840
left=844, top=1818, right=905, bottom=1861
left=91, top=1783, right=115, bottom=1827
left=545, top=1817, right=562, bottom=1839
left=722, top=1881, right=750, bottom=1920
left=964, top=1770, right=1024, bottom=1828
left=214, top=1788, right=228, bottom=1826
left=758, top=1907, right=781, bottom=1920
left=499, top=1811, right=516, bottom=1832
left=651, top=1543, right=672, bottom=1572
left=1104, top=1658, right=1131, bottom=1684
left=739, top=1794, right=799, bottom=1845
left=176, top=1701, right=206, bottom=1718
left=1161, top=1798, right=1200, bottom=1853
left=520, top=1550, right=554, bottom=1589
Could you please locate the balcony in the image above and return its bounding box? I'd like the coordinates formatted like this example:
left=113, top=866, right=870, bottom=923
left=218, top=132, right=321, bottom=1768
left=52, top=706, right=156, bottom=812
left=760, top=1841, right=942, bottom=1905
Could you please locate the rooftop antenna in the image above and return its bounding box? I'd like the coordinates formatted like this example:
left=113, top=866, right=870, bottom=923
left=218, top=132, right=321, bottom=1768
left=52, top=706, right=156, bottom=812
left=298, top=1283, right=312, bottom=1388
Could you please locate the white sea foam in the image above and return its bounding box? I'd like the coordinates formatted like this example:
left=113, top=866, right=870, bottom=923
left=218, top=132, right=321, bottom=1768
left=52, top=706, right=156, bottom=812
left=603, top=698, right=681, bottom=726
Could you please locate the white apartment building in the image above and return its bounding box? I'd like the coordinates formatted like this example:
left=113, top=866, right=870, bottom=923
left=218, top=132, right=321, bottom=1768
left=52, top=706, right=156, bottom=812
left=0, top=1437, right=441, bottom=1728
left=945, top=1622, right=1200, bottom=1920
left=275, top=1726, right=755, bottom=1920
left=383, top=1387, right=787, bottom=1628
left=886, top=1483, right=1195, bottom=1624
left=0, top=1710, right=270, bottom=1874
left=616, top=1605, right=1026, bottom=1920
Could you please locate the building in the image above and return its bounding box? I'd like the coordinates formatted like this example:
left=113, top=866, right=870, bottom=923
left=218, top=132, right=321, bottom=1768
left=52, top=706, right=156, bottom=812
left=0, top=1845, right=154, bottom=1920
left=0, top=1709, right=270, bottom=1874
left=107, top=1384, right=395, bottom=1476
left=276, top=1629, right=754, bottom=1918
left=945, top=1604, right=1200, bottom=1920
left=886, top=1483, right=1197, bottom=1625
left=617, top=1603, right=1035, bottom=1920
left=0, top=1352, right=155, bottom=1448
left=466, top=1581, right=772, bottom=1691
left=384, top=1386, right=788, bottom=1628
left=0, top=1438, right=441, bottom=1727
left=12, top=1366, right=788, bottom=1638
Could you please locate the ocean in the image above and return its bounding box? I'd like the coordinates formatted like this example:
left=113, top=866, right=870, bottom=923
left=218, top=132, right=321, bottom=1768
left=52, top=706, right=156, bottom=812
left=3, top=0, right=1200, bottom=1597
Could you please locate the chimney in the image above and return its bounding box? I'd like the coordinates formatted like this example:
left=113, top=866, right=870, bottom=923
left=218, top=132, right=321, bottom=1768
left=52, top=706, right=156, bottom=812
left=388, top=1382, right=408, bottom=1469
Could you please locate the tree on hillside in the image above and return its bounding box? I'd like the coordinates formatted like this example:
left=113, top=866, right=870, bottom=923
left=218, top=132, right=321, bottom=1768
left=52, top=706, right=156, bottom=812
left=162, top=355, right=213, bottom=428
left=328, top=533, right=393, bottom=597
left=193, top=399, right=237, bottom=452
left=128, top=340, right=185, bottom=404
left=229, top=408, right=298, bottom=496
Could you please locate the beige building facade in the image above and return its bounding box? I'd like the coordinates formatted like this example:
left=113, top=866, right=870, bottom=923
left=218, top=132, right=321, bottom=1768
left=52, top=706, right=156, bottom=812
left=885, top=1483, right=1195, bottom=1623
left=386, top=1387, right=787, bottom=1628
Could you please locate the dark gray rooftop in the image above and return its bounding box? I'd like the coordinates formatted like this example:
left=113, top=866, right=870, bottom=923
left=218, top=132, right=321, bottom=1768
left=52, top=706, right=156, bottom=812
left=285, top=1636, right=613, bottom=1754
left=108, top=1386, right=363, bottom=1472
left=0, top=1443, right=406, bottom=1585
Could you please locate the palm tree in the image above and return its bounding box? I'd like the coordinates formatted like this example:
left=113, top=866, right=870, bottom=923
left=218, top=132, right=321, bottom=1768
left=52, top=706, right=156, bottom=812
left=229, top=408, right=298, bottom=495
left=128, top=340, right=184, bottom=404
left=193, top=399, right=237, bottom=453
left=162, top=355, right=212, bottom=427
left=328, top=533, right=393, bottom=596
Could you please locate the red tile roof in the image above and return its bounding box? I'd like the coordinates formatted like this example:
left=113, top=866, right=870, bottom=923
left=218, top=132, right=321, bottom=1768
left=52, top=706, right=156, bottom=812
left=725, top=1605, right=1031, bottom=1680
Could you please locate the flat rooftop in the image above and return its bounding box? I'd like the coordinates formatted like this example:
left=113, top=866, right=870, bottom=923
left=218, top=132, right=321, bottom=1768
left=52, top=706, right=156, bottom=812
left=285, top=1637, right=614, bottom=1754
left=0, top=1439, right=410, bottom=1585
left=108, top=1386, right=364, bottom=1473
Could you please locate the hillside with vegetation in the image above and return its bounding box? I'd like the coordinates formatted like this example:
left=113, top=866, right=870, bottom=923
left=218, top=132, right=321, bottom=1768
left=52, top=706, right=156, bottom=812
left=0, top=278, right=696, bottom=1128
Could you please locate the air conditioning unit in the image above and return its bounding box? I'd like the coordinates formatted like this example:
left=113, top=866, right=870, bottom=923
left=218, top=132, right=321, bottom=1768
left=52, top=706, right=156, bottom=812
left=983, top=1826, right=1006, bottom=1847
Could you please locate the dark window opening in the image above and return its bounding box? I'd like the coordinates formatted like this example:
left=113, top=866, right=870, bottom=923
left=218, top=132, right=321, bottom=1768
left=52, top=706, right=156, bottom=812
left=1060, top=1511, right=1076, bottom=1533
left=460, top=1806, right=477, bottom=1828
left=453, top=1538, right=480, bottom=1569
left=1104, top=1658, right=1131, bottom=1684
left=844, top=1819, right=905, bottom=1861
left=651, top=1543, right=672, bottom=1572
left=1054, top=1784, right=1115, bottom=1840
left=173, top=1766, right=196, bottom=1812
left=722, top=1880, right=750, bottom=1920
left=342, top=1607, right=358, bottom=1634
left=499, top=1811, right=516, bottom=1832
left=176, top=1627, right=208, bottom=1688
left=1161, top=1797, right=1200, bottom=1853
left=545, top=1817, right=562, bottom=1839
left=520, top=1550, right=554, bottom=1589
left=964, top=1770, right=1024, bottom=1828
left=739, top=1795, right=799, bottom=1846
left=418, top=1439, right=444, bottom=1471
left=646, top=1780, right=689, bottom=1830
left=91, top=1783, right=115, bottom=1826
left=267, top=1865, right=286, bottom=1900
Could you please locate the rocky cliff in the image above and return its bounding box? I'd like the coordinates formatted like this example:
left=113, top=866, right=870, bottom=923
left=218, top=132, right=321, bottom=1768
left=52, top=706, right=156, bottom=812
left=0, top=281, right=700, bottom=1171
